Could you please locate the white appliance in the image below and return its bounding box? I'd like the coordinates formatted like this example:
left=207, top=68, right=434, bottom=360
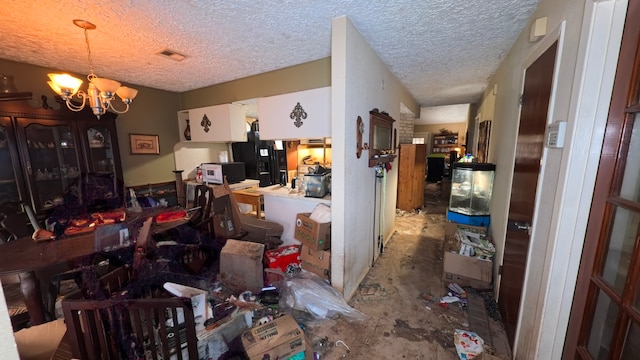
left=200, top=163, right=223, bottom=184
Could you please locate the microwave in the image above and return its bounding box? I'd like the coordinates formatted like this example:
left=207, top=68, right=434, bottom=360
left=201, top=162, right=246, bottom=184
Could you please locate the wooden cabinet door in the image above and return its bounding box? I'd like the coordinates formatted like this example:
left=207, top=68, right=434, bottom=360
left=0, top=116, right=26, bottom=204
left=14, top=117, right=84, bottom=213
left=78, top=119, right=124, bottom=207
left=258, top=87, right=331, bottom=140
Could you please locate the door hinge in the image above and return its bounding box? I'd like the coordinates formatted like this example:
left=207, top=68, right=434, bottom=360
left=499, top=265, right=503, bottom=275
left=519, top=94, right=524, bottom=105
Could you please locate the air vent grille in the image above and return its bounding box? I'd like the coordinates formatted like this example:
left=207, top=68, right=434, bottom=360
left=156, top=49, right=187, bottom=61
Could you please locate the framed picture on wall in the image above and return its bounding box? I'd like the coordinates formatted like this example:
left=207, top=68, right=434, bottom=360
left=477, top=120, right=491, bottom=163
left=129, top=134, right=159, bottom=155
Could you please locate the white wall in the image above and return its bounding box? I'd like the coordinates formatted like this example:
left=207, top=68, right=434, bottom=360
left=173, top=142, right=229, bottom=179
left=0, top=284, right=20, bottom=359
left=478, top=0, right=627, bottom=358
left=330, top=16, right=418, bottom=298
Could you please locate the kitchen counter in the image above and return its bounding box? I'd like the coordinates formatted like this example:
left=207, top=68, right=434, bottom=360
left=253, top=184, right=331, bottom=246
left=252, top=184, right=331, bottom=204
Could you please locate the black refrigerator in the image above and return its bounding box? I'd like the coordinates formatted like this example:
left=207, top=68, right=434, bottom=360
left=232, top=120, right=286, bottom=187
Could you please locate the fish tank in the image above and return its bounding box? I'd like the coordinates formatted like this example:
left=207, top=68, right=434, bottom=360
left=447, top=162, right=495, bottom=226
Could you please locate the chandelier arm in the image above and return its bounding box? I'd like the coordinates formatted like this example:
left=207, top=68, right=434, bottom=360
left=106, top=101, right=130, bottom=114
left=64, top=91, right=89, bottom=112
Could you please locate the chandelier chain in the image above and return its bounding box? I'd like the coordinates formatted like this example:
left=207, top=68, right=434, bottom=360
left=83, top=28, right=95, bottom=78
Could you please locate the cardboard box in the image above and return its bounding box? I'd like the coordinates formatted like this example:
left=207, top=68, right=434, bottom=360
left=220, top=239, right=265, bottom=293
left=295, top=213, right=331, bottom=250
left=265, top=245, right=301, bottom=272
left=163, top=282, right=210, bottom=332
left=300, top=245, right=330, bottom=280
left=443, top=222, right=492, bottom=288
left=241, top=314, right=312, bottom=360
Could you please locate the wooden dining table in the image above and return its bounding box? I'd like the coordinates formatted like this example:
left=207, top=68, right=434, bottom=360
left=0, top=207, right=195, bottom=325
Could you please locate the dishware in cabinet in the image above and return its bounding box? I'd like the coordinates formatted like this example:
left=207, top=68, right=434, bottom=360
left=1, top=95, right=123, bottom=216
left=15, top=118, right=84, bottom=213
left=79, top=122, right=124, bottom=206
left=0, top=116, right=27, bottom=204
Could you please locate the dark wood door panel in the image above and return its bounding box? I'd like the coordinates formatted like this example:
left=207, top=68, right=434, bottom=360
left=499, top=41, right=558, bottom=345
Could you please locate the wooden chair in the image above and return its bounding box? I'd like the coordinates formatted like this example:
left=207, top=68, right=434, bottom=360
left=0, top=201, right=34, bottom=330
left=191, top=184, right=215, bottom=239
left=62, top=297, right=199, bottom=360
left=49, top=263, right=134, bottom=319
left=153, top=184, right=218, bottom=275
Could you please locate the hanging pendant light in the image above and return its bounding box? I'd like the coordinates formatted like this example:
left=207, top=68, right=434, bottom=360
left=47, top=19, right=138, bottom=119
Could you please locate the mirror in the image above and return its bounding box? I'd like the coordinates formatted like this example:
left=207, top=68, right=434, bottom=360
left=373, top=125, right=391, bottom=150
left=368, top=109, right=396, bottom=167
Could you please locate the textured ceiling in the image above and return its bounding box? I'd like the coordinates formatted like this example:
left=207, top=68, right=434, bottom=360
left=0, top=0, right=539, bottom=109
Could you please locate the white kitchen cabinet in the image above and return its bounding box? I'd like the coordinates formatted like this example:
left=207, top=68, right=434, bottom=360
left=257, top=86, right=331, bottom=140
left=177, top=103, right=247, bottom=142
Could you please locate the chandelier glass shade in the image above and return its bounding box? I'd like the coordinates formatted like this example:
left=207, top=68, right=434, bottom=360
left=47, top=20, right=138, bottom=118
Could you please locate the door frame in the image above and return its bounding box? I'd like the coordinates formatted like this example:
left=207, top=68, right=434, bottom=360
left=521, top=1, right=628, bottom=358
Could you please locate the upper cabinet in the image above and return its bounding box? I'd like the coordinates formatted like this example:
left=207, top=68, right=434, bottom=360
left=257, top=86, right=331, bottom=140
left=0, top=95, right=123, bottom=215
left=177, top=103, right=247, bottom=142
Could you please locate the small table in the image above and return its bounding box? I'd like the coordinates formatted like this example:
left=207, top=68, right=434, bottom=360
left=232, top=189, right=264, bottom=219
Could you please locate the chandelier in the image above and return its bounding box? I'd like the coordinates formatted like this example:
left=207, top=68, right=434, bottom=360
left=47, top=20, right=138, bottom=119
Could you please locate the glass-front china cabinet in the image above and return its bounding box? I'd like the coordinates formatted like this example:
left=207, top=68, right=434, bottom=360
left=0, top=93, right=123, bottom=216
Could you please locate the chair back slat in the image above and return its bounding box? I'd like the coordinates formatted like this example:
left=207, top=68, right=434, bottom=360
left=63, top=297, right=199, bottom=360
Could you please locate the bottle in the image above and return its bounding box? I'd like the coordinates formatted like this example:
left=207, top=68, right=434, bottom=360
left=184, top=119, right=191, bottom=141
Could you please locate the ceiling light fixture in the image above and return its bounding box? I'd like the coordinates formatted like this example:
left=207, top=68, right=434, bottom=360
left=47, top=19, right=138, bottom=119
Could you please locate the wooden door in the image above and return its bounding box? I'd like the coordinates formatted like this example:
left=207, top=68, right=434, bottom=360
left=498, top=41, right=558, bottom=345
left=564, top=1, right=640, bottom=357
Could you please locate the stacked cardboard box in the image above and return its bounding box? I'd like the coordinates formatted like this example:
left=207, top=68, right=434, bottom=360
left=295, top=212, right=331, bottom=281
left=442, top=222, right=493, bottom=289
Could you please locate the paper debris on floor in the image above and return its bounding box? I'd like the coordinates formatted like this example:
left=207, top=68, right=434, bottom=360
left=454, top=329, right=484, bottom=359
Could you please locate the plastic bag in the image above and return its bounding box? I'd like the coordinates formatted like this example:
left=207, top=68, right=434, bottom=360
left=279, top=270, right=367, bottom=322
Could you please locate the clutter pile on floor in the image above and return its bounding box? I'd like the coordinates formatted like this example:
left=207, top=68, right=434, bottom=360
left=168, top=253, right=365, bottom=360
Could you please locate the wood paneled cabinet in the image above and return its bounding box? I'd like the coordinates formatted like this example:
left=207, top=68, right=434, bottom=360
left=177, top=103, right=247, bottom=142
left=397, top=144, right=426, bottom=211
left=0, top=94, right=123, bottom=215
left=257, top=86, right=331, bottom=140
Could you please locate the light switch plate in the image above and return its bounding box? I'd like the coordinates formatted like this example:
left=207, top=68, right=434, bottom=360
left=546, top=121, right=567, bottom=148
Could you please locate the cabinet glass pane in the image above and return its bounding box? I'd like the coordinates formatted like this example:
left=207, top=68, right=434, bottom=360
left=0, top=126, right=19, bottom=203
left=619, top=114, right=640, bottom=202
left=601, top=206, right=639, bottom=293
left=25, top=123, right=80, bottom=210
left=85, top=126, right=120, bottom=209
left=621, top=320, right=640, bottom=358
left=587, top=289, right=618, bottom=360
left=87, top=127, right=115, bottom=174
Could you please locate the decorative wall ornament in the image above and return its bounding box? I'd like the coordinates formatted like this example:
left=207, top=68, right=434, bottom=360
left=183, top=119, right=191, bottom=140
left=201, top=114, right=211, bottom=133
left=290, top=102, right=307, bottom=128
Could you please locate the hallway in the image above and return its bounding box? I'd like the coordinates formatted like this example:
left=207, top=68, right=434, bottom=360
left=315, top=183, right=511, bottom=359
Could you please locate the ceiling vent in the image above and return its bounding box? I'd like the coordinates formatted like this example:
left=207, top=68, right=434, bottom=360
left=156, top=49, right=187, bottom=61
